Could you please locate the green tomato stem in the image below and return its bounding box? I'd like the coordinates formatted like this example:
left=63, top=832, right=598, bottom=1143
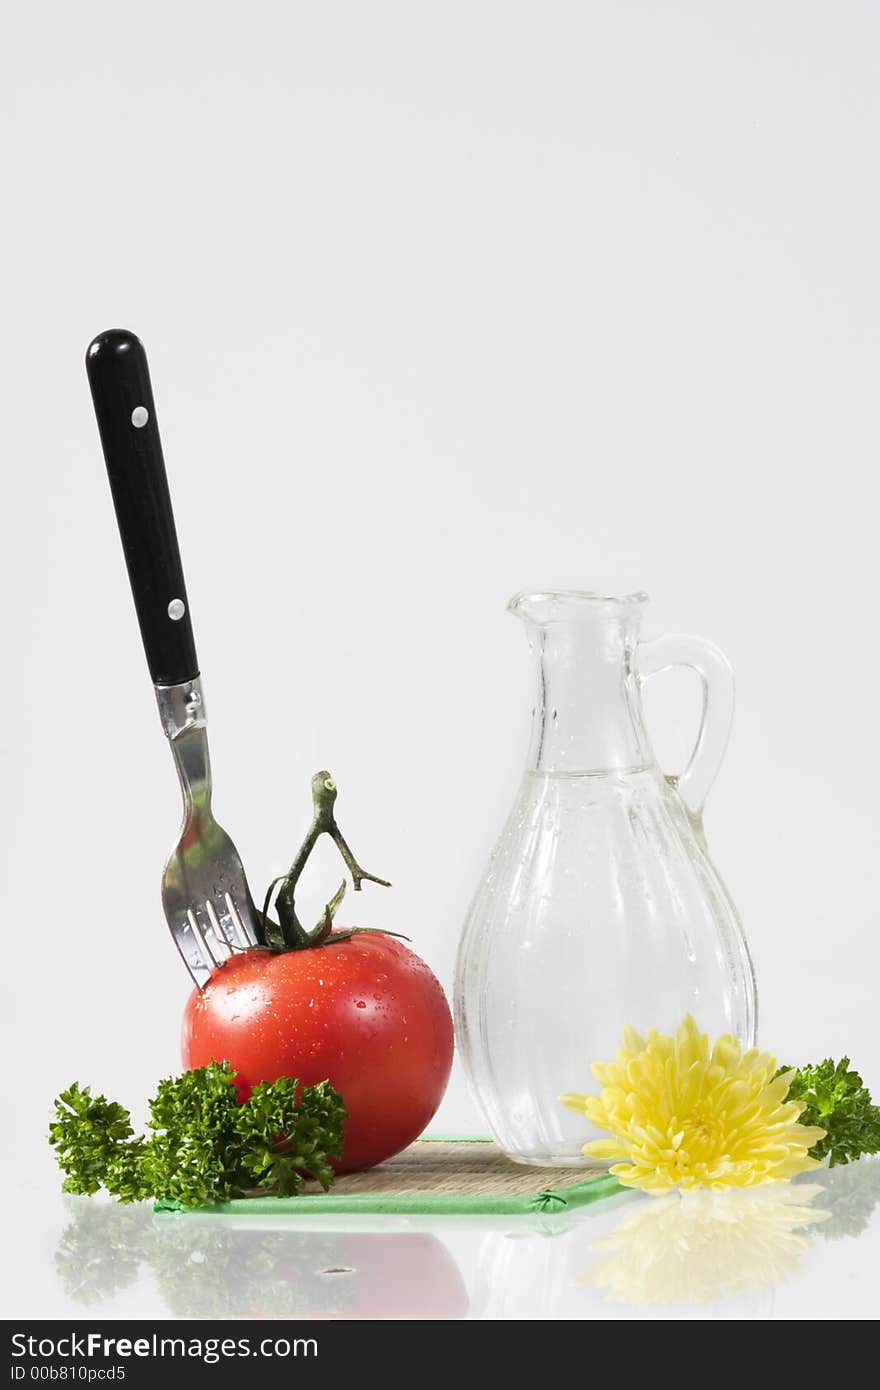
left=266, top=771, right=391, bottom=951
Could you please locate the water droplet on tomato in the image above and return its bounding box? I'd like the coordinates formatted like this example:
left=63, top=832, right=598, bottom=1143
left=355, top=1000, right=366, bottom=1009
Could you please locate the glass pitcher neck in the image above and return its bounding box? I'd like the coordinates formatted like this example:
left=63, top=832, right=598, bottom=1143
left=511, top=591, right=653, bottom=774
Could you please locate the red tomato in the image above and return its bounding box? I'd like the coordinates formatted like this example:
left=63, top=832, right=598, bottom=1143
left=181, top=932, right=454, bottom=1172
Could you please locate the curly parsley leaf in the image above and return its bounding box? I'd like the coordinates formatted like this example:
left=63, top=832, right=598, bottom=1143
left=235, top=1076, right=345, bottom=1196
left=49, top=1084, right=145, bottom=1198
left=49, top=1063, right=346, bottom=1207
left=783, top=1057, right=880, bottom=1167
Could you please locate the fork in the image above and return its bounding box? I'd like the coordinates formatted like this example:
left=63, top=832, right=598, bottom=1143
left=86, top=329, right=264, bottom=986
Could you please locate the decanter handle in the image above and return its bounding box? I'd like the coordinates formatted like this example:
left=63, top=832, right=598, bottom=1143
left=635, top=634, right=735, bottom=820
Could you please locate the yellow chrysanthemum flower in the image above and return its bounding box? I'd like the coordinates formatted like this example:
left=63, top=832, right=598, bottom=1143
left=560, top=1015, right=826, bottom=1193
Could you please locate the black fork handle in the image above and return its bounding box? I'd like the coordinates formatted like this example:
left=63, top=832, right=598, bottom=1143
left=86, top=329, right=199, bottom=687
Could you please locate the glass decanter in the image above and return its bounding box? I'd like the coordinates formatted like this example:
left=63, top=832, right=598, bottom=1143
left=454, top=591, right=757, bottom=1166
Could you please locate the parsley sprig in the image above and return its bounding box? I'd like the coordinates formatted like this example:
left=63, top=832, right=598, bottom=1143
left=785, top=1058, right=880, bottom=1167
left=49, top=1062, right=346, bottom=1207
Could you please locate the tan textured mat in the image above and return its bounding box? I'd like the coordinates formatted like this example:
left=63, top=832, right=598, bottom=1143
left=156, top=1139, right=621, bottom=1216
left=327, top=1140, right=600, bottom=1196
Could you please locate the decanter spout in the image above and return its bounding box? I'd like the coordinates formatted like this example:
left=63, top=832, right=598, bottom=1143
left=510, top=590, right=651, bottom=774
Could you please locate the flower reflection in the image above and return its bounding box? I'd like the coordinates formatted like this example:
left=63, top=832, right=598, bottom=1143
left=584, top=1182, right=830, bottom=1306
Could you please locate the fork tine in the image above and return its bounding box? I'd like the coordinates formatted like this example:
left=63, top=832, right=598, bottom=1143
left=216, top=893, right=246, bottom=950
left=227, top=891, right=259, bottom=947
left=204, top=898, right=234, bottom=957
left=176, top=917, right=215, bottom=989
left=181, top=947, right=209, bottom=988
left=187, top=908, right=224, bottom=968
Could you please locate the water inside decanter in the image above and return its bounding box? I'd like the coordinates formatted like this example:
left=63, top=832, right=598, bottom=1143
left=455, top=766, right=754, bottom=1166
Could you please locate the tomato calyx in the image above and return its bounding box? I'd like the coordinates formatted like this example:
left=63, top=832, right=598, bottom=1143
left=259, top=770, right=398, bottom=953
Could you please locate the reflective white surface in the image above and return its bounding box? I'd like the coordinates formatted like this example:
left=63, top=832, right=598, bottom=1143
left=7, top=1155, right=879, bottom=1320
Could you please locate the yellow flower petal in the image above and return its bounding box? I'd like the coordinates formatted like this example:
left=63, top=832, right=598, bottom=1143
left=710, top=1034, right=742, bottom=1070
left=582, top=1139, right=629, bottom=1160
left=558, top=1091, right=589, bottom=1113
left=622, top=1025, right=646, bottom=1057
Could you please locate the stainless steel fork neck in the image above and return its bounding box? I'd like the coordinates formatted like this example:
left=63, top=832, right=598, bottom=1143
left=156, top=676, right=206, bottom=738
left=155, top=677, right=212, bottom=813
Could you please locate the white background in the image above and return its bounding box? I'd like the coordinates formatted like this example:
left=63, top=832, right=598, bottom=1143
left=2, top=1, right=879, bottom=1316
